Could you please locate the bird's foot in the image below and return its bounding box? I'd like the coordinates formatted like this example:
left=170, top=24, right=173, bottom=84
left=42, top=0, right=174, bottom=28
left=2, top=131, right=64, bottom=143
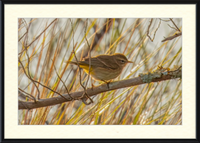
left=102, top=80, right=110, bottom=89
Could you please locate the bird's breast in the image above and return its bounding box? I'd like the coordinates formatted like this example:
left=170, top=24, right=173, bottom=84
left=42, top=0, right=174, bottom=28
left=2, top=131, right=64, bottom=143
left=86, top=67, right=122, bottom=81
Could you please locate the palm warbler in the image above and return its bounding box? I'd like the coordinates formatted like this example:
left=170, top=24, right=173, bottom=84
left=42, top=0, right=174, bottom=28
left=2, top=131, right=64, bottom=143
left=68, top=53, right=133, bottom=82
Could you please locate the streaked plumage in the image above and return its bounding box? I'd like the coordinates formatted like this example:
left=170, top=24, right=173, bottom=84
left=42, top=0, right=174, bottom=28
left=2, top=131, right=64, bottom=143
left=68, top=53, right=133, bottom=81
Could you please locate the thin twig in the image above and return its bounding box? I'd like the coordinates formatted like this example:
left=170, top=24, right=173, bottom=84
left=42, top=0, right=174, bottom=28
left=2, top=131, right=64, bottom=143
left=18, top=19, right=36, bottom=42
left=18, top=88, right=35, bottom=101
left=52, top=60, right=74, bottom=100
left=19, top=20, right=39, bottom=102
left=169, top=18, right=181, bottom=32
left=18, top=31, right=28, bottom=42
left=159, top=18, right=171, bottom=22
left=23, top=19, right=40, bottom=100
left=161, top=18, right=182, bottom=42
left=147, top=19, right=153, bottom=41
left=83, top=19, right=93, bottom=105
left=84, top=19, right=91, bottom=88
left=18, top=59, right=68, bottom=101
left=24, top=42, right=41, bottom=100
left=161, top=32, right=182, bottom=42
left=173, top=65, right=182, bottom=72
left=167, top=24, right=178, bottom=31
left=69, top=19, right=93, bottom=104
left=18, top=18, right=58, bottom=55
left=153, top=19, right=161, bottom=41
left=18, top=60, right=37, bottom=102
left=147, top=18, right=161, bottom=42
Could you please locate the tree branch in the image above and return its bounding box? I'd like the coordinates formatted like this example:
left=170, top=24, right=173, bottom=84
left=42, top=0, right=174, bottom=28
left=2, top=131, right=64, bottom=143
left=18, top=68, right=181, bottom=110
left=161, top=32, right=182, bottom=42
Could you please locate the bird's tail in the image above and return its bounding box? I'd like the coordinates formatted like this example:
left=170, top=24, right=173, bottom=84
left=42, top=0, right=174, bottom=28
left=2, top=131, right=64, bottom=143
left=66, top=61, right=78, bottom=65
left=66, top=61, right=90, bottom=70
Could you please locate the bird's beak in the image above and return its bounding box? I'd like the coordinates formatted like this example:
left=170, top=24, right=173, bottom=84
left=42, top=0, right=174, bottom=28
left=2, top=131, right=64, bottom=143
left=127, top=61, right=134, bottom=63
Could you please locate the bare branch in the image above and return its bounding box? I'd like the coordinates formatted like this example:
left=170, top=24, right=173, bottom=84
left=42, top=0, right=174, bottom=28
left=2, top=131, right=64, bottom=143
left=159, top=18, right=171, bottom=22
left=18, top=18, right=36, bottom=42
left=161, top=18, right=181, bottom=42
left=19, top=68, right=181, bottom=110
left=167, top=24, right=178, bottom=31
left=147, top=18, right=153, bottom=41
left=18, top=20, right=38, bottom=102
left=84, top=19, right=93, bottom=105
left=161, top=32, right=182, bottom=42
left=24, top=40, right=41, bottom=100
left=18, top=18, right=58, bottom=55
left=147, top=19, right=161, bottom=42
left=69, top=19, right=93, bottom=104
left=52, top=60, right=73, bottom=100
left=169, top=18, right=181, bottom=32
left=18, top=88, right=35, bottom=101
left=18, top=59, right=68, bottom=101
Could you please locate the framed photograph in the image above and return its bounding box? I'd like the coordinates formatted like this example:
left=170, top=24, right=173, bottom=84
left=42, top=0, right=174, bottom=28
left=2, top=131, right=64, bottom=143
left=2, top=2, right=199, bottom=142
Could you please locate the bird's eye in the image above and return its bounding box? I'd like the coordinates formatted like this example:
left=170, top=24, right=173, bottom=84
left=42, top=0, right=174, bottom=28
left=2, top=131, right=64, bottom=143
left=121, top=60, right=125, bottom=63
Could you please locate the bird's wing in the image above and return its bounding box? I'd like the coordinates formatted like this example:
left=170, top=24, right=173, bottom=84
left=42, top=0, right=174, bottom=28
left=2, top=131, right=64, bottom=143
left=83, top=55, right=118, bottom=70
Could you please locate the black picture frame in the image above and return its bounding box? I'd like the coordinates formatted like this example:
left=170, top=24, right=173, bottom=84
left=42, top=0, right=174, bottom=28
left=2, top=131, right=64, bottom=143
left=1, top=1, right=199, bottom=143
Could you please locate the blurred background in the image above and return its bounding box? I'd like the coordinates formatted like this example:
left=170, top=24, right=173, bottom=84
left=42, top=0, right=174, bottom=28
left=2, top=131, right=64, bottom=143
left=18, top=18, right=182, bottom=125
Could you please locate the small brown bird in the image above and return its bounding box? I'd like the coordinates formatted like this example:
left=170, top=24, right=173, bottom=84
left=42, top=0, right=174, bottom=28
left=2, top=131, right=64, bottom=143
left=68, top=53, right=133, bottom=83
